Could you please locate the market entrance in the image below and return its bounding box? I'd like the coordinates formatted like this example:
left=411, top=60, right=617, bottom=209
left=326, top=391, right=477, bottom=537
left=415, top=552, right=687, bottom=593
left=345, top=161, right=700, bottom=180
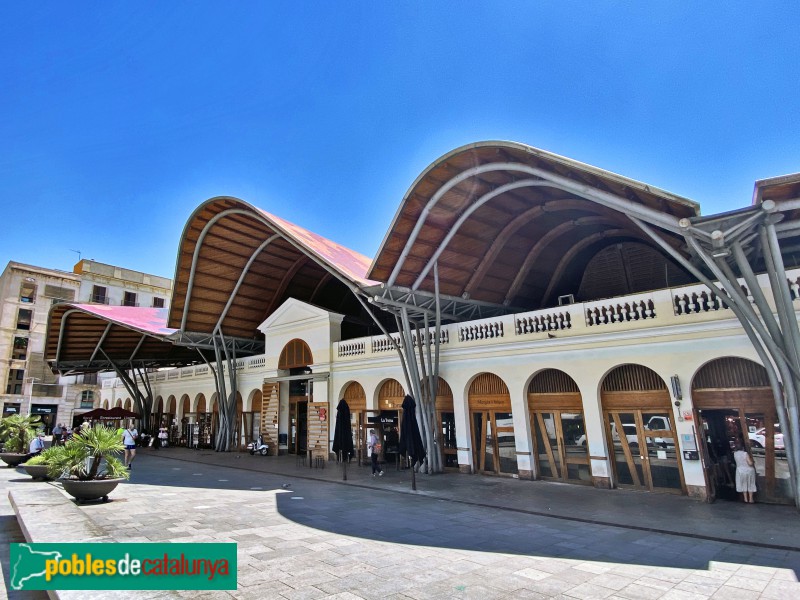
left=279, top=339, right=313, bottom=456
left=469, top=373, right=517, bottom=476
left=692, top=357, right=790, bottom=504
left=601, top=364, right=684, bottom=494
left=528, top=369, right=590, bottom=484
left=342, top=381, right=366, bottom=464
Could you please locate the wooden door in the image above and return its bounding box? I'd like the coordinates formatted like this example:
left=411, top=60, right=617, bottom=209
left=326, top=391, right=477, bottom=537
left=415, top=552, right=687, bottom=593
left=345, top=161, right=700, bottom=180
left=606, top=409, right=684, bottom=494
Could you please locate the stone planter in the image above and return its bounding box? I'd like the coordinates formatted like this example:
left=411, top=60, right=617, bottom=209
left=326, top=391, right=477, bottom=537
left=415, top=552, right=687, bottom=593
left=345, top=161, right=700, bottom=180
left=60, top=478, right=125, bottom=504
left=22, top=463, right=51, bottom=480
left=0, top=452, right=29, bottom=467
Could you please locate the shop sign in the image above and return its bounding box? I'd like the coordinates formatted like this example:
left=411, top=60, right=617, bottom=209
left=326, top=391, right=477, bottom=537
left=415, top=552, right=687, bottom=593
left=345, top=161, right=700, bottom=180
left=30, top=405, right=57, bottom=415
left=3, top=403, right=21, bottom=414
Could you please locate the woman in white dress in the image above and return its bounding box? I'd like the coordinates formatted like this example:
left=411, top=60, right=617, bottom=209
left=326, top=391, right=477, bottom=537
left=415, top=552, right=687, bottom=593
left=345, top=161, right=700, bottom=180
left=733, top=441, right=756, bottom=503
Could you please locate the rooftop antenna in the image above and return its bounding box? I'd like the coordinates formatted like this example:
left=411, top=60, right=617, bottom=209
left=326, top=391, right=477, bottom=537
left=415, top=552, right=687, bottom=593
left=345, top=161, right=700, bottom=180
left=70, top=249, right=82, bottom=262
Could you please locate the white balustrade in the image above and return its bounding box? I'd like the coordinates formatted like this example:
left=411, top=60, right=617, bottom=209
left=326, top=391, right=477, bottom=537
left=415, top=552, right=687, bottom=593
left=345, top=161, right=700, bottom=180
left=458, top=321, right=504, bottom=342
left=516, top=310, right=572, bottom=335
left=585, top=298, right=656, bottom=326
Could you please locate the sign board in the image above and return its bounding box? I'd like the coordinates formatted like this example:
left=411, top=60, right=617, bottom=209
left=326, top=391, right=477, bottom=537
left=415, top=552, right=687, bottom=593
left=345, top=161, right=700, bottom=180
left=306, top=402, right=329, bottom=457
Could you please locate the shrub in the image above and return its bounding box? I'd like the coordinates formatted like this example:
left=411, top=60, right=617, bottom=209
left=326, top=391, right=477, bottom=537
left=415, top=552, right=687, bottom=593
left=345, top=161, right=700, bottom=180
left=0, top=414, right=42, bottom=453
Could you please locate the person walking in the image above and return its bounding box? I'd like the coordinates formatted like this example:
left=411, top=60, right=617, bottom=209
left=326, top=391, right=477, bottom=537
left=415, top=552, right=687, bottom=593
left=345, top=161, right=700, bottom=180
left=733, top=440, right=757, bottom=503
left=52, top=423, right=63, bottom=446
left=122, top=422, right=138, bottom=470
left=368, top=429, right=383, bottom=477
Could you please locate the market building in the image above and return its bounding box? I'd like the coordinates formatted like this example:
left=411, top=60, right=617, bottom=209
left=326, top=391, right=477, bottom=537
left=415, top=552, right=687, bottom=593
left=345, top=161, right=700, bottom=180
left=47, top=142, right=800, bottom=506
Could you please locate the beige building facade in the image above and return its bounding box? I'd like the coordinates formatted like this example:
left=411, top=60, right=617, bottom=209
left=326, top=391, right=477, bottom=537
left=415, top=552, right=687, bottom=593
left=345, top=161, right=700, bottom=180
left=1, top=259, right=171, bottom=430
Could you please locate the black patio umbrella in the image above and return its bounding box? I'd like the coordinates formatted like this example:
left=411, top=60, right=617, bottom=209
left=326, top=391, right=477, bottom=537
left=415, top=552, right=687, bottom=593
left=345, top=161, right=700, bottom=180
left=331, top=399, right=354, bottom=480
left=399, top=395, right=426, bottom=490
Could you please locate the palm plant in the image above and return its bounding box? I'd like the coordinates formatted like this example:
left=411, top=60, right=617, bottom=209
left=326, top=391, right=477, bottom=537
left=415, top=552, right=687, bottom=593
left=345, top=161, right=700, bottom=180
left=46, top=425, right=129, bottom=481
left=0, top=414, right=42, bottom=453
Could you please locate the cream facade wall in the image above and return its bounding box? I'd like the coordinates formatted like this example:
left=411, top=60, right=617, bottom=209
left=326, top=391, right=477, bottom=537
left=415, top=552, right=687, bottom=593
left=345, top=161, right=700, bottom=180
left=98, top=270, right=799, bottom=498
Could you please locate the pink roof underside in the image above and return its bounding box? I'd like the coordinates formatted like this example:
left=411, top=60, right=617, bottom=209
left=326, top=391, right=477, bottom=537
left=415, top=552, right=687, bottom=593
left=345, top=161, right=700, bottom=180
left=260, top=208, right=378, bottom=286
left=68, top=305, right=175, bottom=337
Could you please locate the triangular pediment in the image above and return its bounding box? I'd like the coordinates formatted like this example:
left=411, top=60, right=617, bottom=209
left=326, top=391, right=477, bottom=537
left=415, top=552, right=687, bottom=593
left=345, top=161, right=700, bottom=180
left=259, top=299, right=342, bottom=334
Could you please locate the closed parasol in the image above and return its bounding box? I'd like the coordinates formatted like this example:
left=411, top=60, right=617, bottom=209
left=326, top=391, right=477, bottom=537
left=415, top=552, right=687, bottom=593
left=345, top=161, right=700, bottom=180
left=399, top=395, right=426, bottom=490
left=331, top=399, right=354, bottom=480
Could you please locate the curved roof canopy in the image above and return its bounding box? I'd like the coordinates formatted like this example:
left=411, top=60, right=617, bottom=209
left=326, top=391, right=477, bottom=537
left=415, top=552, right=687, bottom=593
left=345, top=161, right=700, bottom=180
left=169, top=197, right=380, bottom=343
left=46, top=305, right=205, bottom=373
left=369, top=141, right=700, bottom=310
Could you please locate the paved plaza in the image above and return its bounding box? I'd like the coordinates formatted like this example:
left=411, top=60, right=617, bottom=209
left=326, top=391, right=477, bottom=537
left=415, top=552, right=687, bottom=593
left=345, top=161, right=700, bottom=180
left=3, top=448, right=800, bottom=599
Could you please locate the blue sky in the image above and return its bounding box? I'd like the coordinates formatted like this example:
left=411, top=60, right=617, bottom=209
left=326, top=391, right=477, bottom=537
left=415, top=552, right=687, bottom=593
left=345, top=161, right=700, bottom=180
left=2, top=3, right=799, bottom=280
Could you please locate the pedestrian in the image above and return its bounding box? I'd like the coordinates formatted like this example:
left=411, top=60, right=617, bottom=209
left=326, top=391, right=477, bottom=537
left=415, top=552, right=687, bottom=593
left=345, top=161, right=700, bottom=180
left=158, top=427, right=168, bottom=448
left=368, top=429, right=383, bottom=477
left=733, top=440, right=757, bottom=503
left=122, top=422, right=138, bottom=469
left=52, top=423, right=63, bottom=446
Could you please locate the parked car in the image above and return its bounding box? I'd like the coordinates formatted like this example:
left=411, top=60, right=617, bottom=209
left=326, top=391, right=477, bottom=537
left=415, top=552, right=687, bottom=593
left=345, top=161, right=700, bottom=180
left=644, top=415, right=674, bottom=448
left=611, top=423, right=640, bottom=449
left=748, top=425, right=784, bottom=450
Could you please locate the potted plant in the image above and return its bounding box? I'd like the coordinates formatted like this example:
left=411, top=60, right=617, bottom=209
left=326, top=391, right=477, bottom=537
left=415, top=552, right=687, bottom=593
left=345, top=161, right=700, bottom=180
left=21, top=446, right=59, bottom=480
left=0, top=414, right=42, bottom=467
left=47, top=424, right=129, bottom=503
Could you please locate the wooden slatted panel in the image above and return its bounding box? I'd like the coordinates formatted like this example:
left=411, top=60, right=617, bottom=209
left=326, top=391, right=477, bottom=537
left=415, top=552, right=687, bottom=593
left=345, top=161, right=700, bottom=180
left=279, top=339, right=313, bottom=369
left=425, top=376, right=454, bottom=410
left=528, top=369, right=579, bottom=393
left=251, top=390, right=262, bottom=413
left=601, top=364, right=669, bottom=410
left=469, top=373, right=510, bottom=395
left=601, top=364, right=665, bottom=392
left=527, top=392, right=583, bottom=412
left=692, top=357, right=770, bottom=389
left=469, top=373, right=511, bottom=411
left=260, top=383, right=279, bottom=455
left=378, top=379, right=405, bottom=409
left=343, top=382, right=366, bottom=410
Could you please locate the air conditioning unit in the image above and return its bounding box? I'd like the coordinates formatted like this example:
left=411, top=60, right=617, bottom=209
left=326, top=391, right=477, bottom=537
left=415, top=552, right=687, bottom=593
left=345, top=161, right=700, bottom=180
left=558, top=294, right=575, bottom=306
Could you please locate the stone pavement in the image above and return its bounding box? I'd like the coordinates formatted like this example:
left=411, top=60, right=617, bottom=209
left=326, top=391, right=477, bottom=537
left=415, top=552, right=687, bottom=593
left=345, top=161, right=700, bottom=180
left=3, top=447, right=800, bottom=599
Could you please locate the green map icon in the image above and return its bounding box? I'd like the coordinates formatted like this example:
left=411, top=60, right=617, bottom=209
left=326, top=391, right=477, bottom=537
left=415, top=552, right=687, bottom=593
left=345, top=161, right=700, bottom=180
left=11, top=544, right=62, bottom=590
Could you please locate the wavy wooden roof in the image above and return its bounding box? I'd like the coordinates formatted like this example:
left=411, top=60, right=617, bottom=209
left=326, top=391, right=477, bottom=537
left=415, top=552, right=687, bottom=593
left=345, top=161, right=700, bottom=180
left=369, top=141, right=700, bottom=309
left=46, top=305, right=205, bottom=372
left=169, top=197, right=380, bottom=340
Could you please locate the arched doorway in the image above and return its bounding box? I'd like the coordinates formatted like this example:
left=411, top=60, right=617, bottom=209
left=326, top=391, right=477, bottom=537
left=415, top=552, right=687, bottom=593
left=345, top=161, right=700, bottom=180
left=528, top=369, right=590, bottom=484
left=692, top=357, right=789, bottom=504
left=429, top=377, right=458, bottom=470
left=279, top=339, right=313, bottom=456
left=376, top=379, right=405, bottom=466
left=468, top=373, right=517, bottom=476
left=167, top=396, right=177, bottom=443
left=243, top=390, right=262, bottom=448
left=343, top=382, right=367, bottom=464
left=601, top=364, right=684, bottom=494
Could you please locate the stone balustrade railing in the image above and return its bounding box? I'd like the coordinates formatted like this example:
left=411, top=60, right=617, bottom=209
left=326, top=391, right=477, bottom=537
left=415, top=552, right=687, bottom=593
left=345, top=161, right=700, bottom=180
left=100, top=268, right=800, bottom=388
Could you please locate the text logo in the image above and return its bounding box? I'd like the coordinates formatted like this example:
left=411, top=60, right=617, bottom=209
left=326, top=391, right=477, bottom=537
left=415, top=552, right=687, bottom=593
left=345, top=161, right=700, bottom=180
left=10, top=543, right=237, bottom=590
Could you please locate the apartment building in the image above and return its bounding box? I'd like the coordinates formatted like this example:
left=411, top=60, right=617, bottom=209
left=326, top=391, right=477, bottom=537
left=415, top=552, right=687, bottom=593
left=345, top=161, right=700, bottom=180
left=0, top=259, right=172, bottom=431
